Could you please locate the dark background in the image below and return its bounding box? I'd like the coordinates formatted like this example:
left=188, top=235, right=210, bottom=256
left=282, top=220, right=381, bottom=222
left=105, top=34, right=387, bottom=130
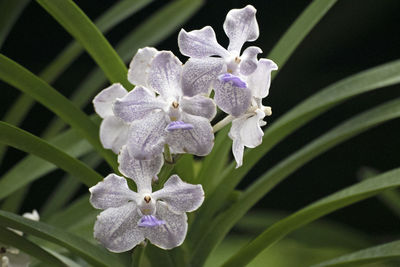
left=1, top=0, right=400, bottom=241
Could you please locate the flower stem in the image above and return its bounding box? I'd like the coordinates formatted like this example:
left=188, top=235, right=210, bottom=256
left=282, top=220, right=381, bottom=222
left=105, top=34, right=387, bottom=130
left=212, top=115, right=234, bottom=133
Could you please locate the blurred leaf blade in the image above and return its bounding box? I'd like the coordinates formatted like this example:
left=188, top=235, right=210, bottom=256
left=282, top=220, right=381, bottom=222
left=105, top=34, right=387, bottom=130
left=0, top=0, right=29, bottom=48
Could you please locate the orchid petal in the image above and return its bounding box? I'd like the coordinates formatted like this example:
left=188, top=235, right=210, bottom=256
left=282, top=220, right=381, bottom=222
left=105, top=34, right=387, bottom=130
left=118, top=146, right=163, bottom=193
left=152, top=175, right=204, bottom=213
left=94, top=203, right=144, bottom=253
left=181, top=57, right=224, bottom=96
left=231, top=139, right=244, bottom=168
left=89, top=174, right=138, bottom=210
left=224, top=5, right=259, bottom=53
left=3, top=251, right=30, bottom=267
left=247, top=58, right=278, bottom=98
left=143, top=202, right=187, bottom=250
left=166, top=114, right=214, bottom=156
left=240, top=46, right=262, bottom=76
left=147, top=51, right=182, bottom=99
left=180, top=95, right=217, bottom=121
left=127, top=111, right=168, bottom=160
left=113, top=86, right=164, bottom=123
left=99, top=116, right=130, bottom=154
left=178, top=26, right=229, bottom=58
left=93, top=83, right=127, bottom=118
left=128, top=47, right=158, bottom=87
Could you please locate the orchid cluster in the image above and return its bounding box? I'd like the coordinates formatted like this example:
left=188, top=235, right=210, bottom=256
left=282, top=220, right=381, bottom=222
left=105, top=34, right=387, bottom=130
left=89, top=5, right=277, bottom=252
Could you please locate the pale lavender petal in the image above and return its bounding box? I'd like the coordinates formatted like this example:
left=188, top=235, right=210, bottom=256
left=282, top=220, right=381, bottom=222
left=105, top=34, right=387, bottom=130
left=127, top=111, right=168, bottom=160
left=240, top=46, right=262, bottom=76
left=143, top=202, right=187, bottom=250
left=224, top=5, right=259, bottom=53
left=247, top=58, right=278, bottom=98
left=93, top=83, right=127, bottom=118
left=231, top=139, right=244, bottom=168
left=138, top=215, right=165, bottom=227
left=147, top=51, right=182, bottom=99
left=166, top=121, right=194, bottom=131
left=94, top=203, right=144, bottom=253
left=180, top=95, right=217, bottom=121
left=181, top=57, right=224, bottom=96
left=118, top=146, right=163, bottom=192
left=152, top=175, right=204, bottom=213
left=89, top=174, right=138, bottom=210
left=128, top=47, right=158, bottom=86
left=214, top=77, right=252, bottom=117
left=178, top=26, right=229, bottom=58
left=99, top=116, right=130, bottom=154
left=218, top=73, right=247, bottom=88
left=113, top=86, right=164, bottom=123
left=166, top=114, right=214, bottom=156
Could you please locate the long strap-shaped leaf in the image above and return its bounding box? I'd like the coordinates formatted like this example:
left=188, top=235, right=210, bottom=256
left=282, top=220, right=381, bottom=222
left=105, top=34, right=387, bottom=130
left=0, top=55, right=117, bottom=169
left=36, top=0, right=130, bottom=89
left=0, top=211, right=128, bottom=267
left=0, top=227, right=67, bottom=267
left=0, top=122, right=102, bottom=187
left=311, top=240, right=400, bottom=267
left=0, top=0, right=30, bottom=48
left=190, top=98, right=400, bottom=266
left=190, top=59, right=400, bottom=246
left=221, top=169, right=400, bottom=267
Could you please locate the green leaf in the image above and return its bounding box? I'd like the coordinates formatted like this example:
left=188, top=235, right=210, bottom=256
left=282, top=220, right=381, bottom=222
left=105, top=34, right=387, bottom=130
left=190, top=97, right=400, bottom=266
left=0, top=210, right=128, bottom=267
left=174, top=154, right=195, bottom=183
left=221, top=169, right=400, bottom=267
left=0, top=55, right=117, bottom=169
left=0, top=0, right=29, bottom=47
left=0, top=186, right=29, bottom=212
left=0, top=227, right=67, bottom=267
left=36, top=0, right=130, bottom=89
left=0, top=122, right=102, bottom=188
left=311, top=240, right=400, bottom=267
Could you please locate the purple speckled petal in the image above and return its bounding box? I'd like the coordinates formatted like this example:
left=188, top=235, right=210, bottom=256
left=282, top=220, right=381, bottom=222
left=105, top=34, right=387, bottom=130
left=214, top=76, right=252, bottom=117
left=180, top=95, right=216, bottom=121
left=178, top=26, right=229, bottom=58
left=224, top=5, right=259, bottom=54
left=166, top=121, right=194, bottom=132
left=247, top=58, right=278, bottom=98
left=218, top=73, right=247, bottom=88
left=143, top=202, right=187, bottom=250
left=138, top=215, right=165, bottom=227
left=147, top=51, right=182, bottom=99
left=118, top=146, right=163, bottom=192
left=89, top=174, right=139, bottom=210
left=94, top=203, right=144, bottom=253
left=127, top=110, right=168, bottom=160
left=152, top=175, right=204, bottom=213
left=166, top=113, right=214, bottom=156
left=181, top=57, right=224, bottom=96
left=128, top=47, right=158, bottom=87
left=240, top=46, right=262, bottom=76
left=99, top=116, right=130, bottom=154
left=93, top=83, right=127, bottom=118
left=113, top=86, right=164, bottom=123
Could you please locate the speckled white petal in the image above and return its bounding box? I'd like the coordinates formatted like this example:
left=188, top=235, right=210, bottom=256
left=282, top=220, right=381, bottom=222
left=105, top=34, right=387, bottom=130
left=152, top=175, right=204, bottom=213
left=240, top=46, right=262, bottom=76
left=128, top=47, right=158, bottom=86
left=118, top=146, right=163, bottom=192
left=113, top=86, right=164, bottom=123
left=247, top=58, right=278, bottom=98
left=143, top=202, right=187, bottom=250
left=180, top=95, right=216, bottom=121
left=229, top=109, right=265, bottom=148
left=93, top=83, right=127, bottom=118
left=224, top=5, right=259, bottom=53
left=99, top=116, right=130, bottom=154
left=178, top=26, right=229, bottom=58
left=181, top=57, right=224, bottom=96
left=94, top=203, right=144, bottom=253
left=147, top=51, right=182, bottom=99
left=214, top=79, right=252, bottom=117
left=127, top=111, right=168, bottom=160
left=89, top=174, right=138, bottom=210
left=166, top=114, right=214, bottom=156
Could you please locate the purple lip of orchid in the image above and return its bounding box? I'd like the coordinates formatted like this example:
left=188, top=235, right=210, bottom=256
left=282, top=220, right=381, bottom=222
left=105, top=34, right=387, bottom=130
left=166, top=121, right=194, bottom=132
left=138, top=215, right=166, bottom=227
left=218, top=73, right=247, bottom=88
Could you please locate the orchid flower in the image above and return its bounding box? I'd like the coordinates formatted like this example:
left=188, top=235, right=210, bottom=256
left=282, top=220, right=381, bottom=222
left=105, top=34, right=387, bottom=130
left=113, top=50, right=216, bottom=160
left=89, top=147, right=204, bottom=252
